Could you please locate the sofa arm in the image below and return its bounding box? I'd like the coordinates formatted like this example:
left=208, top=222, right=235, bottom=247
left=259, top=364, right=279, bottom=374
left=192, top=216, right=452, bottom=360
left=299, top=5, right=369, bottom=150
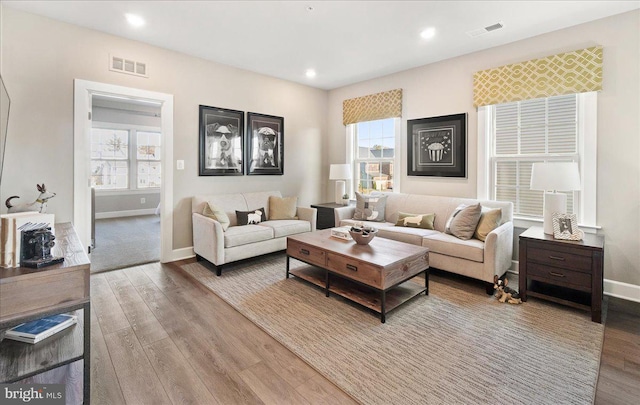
left=296, top=206, right=317, bottom=231
left=192, top=213, right=225, bottom=265
left=334, top=206, right=356, bottom=227
left=483, top=221, right=514, bottom=283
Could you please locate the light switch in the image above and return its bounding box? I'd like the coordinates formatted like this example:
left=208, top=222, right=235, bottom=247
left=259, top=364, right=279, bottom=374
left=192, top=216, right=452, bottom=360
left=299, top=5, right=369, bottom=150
left=177, top=160, right=184, bottom=170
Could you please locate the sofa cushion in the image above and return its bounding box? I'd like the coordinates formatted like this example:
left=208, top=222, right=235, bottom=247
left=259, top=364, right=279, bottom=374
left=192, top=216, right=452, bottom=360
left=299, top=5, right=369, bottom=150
left=395, top=212, right=435, bottom=230
left=202, top=202, right=231, bottom=231
left=269, top=196, right=298, bottom=220
left=224, top=225, right=274, bottom=248
left=236, top=208, right=267, bottom=225
left=259, top=220, right=310, bottom=238
left=445, top=203, right=482, bottom=240
left=474, top=208, right=502, bottom=241
left=377, top=226, right=440, bottom=246
left=422, top=233, right=484, bottom=263
left=353, top=192, right=387, bottom=222
left=339, top=219, right=395, bottom=230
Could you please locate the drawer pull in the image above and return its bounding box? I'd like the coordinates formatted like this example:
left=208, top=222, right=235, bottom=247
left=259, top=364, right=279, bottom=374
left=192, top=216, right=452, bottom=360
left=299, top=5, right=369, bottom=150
left=549, top=271, right=565, bottom=278
left=300, top=249, right=310, bottom=256
left=346, top=264, right=358, bottom=272
left=549, top=255, right=565, bottom=261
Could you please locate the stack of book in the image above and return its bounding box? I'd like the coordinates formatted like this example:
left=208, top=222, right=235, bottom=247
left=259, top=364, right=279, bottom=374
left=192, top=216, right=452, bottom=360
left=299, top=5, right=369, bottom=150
left=4, top=314, right=77, bottom=344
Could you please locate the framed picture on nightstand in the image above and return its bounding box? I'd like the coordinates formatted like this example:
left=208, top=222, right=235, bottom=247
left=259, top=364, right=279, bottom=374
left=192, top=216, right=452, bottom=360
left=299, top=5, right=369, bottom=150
left=552, top=213, right=583, bottom=240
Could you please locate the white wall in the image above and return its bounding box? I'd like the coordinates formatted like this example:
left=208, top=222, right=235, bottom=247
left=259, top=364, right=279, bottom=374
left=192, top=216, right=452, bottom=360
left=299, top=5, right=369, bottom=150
left=327, top=10, right=640, bottom=287
left=0, top=7, right=327, bottom=250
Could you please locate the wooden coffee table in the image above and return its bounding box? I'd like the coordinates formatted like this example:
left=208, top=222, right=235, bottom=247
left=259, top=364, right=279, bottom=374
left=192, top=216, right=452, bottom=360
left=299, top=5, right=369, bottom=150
left=286, top=229, right=429, bottom=323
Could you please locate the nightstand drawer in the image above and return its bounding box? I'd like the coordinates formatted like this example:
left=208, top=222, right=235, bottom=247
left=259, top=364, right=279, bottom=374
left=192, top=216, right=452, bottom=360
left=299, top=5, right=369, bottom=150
left=326, top=253, right=381, bottom=288
left=527, top=262, right=591, bottom=289
left=528, top=246, right=592, bottom=273
left=287, top=240, right=326, bottom=267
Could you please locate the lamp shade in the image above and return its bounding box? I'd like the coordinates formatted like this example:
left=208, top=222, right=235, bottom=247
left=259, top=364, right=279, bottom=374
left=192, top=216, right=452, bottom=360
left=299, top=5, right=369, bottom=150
left=530, top=162, right=581, bottom=191
left=329, top=164, right=352, bottom=180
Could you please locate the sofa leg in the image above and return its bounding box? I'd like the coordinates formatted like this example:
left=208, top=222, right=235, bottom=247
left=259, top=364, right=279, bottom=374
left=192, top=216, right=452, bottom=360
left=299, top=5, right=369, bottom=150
left=195, top=254, right=203, bottom=262
left=485, top=282, right=495, bottom=295
left=215, top=265, right=222, bottom=277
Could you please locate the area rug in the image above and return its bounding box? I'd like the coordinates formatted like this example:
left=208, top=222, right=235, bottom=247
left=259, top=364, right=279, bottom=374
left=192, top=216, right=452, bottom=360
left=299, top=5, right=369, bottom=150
left=181, top=254, right=605, bottom=405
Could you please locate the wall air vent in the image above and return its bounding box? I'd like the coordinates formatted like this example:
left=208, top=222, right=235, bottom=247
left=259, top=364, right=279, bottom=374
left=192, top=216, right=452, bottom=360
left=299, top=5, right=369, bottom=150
left=466, top=22, right=504, bottom=38
left=109, top=55, right=148, bottom=78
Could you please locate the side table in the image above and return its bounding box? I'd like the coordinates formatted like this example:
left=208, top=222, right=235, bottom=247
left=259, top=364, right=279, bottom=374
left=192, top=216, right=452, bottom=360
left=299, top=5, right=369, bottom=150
left=310, top=202, right=347, bottom=230
left=518, top=226, right=604, bottom=323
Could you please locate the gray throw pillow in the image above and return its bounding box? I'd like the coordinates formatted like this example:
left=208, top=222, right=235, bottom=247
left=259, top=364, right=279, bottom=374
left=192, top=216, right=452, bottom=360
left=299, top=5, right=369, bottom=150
left=236, top=208, right=266, bottom=225
left=445, top=203, right=482, bottom=240
left=353, top=192, right=387, bottom=222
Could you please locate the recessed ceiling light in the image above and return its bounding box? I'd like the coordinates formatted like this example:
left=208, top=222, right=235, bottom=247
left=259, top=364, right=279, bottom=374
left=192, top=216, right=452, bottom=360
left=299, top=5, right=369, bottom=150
left=305, top=69, right=316, bottom=78
left=420, top=27, right=436, bottom=40
left=125, top=13, right=145, bottom=28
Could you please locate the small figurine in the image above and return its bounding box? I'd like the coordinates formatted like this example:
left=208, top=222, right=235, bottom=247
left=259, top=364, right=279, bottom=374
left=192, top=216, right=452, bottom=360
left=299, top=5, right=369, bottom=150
left=5, top=184, right=56, bottom=213
left=493, top=275, right=522, bottom=305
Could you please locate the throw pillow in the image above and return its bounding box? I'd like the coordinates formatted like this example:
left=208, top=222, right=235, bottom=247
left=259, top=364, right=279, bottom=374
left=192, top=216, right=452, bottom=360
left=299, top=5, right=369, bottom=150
left=269, top=196, right=298, bottom=220
left=236, top=208, right=266, bottom=225
left=445, top=203, right=482, bottom=240
left=202, top=202, right=230, bottom=231
left=473, top=208, right=502, bottom=242
left=395, top=212, right=436, bottom=230
left=353, top=192, right=387, bottom=222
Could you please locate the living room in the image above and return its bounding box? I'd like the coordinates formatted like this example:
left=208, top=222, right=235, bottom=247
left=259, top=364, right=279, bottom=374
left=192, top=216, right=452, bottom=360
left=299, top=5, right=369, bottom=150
left=0, top=1, right=639, bottom=404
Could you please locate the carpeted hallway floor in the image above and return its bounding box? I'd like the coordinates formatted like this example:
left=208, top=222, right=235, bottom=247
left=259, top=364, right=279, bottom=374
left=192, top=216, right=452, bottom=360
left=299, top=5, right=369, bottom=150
left=91, top=215, right=160, bottom=273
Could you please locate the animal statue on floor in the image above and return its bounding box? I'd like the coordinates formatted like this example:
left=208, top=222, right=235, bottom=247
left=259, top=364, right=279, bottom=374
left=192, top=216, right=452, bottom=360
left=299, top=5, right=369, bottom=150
left=493, top=275, right=522, bottom=304
left=5, top=184, right=56, bottom=213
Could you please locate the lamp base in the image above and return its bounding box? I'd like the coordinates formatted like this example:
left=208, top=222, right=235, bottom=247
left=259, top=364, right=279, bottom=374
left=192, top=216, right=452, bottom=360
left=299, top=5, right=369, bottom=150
left=543, top=192, right=567, bottom=235
left=335, top=180, right=346, bottom=205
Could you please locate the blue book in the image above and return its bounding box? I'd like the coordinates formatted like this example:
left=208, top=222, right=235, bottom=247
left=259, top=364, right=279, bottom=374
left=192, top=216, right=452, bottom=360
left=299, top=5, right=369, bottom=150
left=5, top=314, right=77, bottom=344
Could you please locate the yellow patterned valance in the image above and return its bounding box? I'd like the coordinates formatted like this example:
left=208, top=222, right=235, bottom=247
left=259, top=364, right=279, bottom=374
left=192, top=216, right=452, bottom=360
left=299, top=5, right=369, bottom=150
left=473, top=46, right=603, bottom=107
left=343, top=89, right=402, bottom=126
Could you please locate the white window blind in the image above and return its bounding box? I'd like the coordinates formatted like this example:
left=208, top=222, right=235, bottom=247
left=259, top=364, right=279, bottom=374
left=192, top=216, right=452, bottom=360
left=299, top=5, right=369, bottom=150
left=492, top=94, right=579, bottom=218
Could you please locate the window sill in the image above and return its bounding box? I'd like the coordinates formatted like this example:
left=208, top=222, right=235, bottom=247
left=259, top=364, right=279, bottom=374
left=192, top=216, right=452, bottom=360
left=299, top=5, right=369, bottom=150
left=95, top=188, right=160, bottom=197
left=513, top=216, right=601, bottom=234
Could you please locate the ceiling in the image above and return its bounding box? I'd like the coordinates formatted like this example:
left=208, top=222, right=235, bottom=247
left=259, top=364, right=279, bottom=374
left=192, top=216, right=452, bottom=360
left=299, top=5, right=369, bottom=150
left=4, top=1, right=639, bottom=90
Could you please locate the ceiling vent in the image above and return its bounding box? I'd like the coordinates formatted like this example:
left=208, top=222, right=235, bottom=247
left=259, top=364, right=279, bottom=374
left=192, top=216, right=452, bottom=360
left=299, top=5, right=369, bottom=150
left=109, top=55, right=148, bottom=78
left=466, top=22, right=504, bottom=38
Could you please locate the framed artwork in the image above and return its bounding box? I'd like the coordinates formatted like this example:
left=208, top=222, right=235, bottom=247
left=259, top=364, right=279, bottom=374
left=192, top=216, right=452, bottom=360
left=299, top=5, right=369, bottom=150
left=199, top=105, right=244, bottom=176
left=407, top=113, right=467, bottom=177
left=246, top=112, right=284, bottom=175
left=552, top=213, right=583, bottom=240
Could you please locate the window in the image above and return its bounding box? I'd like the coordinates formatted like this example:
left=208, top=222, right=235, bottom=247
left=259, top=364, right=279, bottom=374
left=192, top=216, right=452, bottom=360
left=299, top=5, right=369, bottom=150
left=91, top=126, right=161, bottom=190
left=349, top=118, right=399, bottom=195
left=479, top=92, right=597, bottom=227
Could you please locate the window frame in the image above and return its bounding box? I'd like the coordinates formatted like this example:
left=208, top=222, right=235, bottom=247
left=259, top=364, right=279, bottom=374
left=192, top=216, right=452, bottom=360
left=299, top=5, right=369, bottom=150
left=91, top=121, right=162, bottom=195
left=477, top=92, right=598, bottom=232
left=346, top=117, right=401, bottom=197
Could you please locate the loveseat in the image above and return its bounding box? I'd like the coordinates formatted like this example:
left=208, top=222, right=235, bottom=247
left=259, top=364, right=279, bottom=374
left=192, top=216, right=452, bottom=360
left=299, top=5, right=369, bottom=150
left=192, top=191, right=316, bottom=275
left=335, top=193, right=513, bottom=293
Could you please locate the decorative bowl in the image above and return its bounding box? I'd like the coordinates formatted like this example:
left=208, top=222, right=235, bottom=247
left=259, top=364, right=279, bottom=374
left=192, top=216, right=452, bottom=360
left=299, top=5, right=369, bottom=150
left=349, top=227, right=378, bottom=245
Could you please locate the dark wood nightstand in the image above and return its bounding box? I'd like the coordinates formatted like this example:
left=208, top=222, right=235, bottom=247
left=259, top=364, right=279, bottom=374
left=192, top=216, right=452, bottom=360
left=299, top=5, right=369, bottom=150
left=310, top=203, right=347, bottom=230
left=519, top=226, right=604, bottom=323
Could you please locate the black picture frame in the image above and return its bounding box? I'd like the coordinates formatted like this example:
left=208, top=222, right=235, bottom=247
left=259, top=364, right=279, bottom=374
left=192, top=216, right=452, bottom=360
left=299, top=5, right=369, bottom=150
left=246, top=112, right=284, bottom=175
left=407, top=113, right=467, bottom=177
left=199, top=105, right=244, bottom=176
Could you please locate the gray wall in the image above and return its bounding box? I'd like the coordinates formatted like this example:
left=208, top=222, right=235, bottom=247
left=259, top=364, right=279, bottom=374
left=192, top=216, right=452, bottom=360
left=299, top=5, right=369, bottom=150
left=326, top=10, right=640, bottom=286
left=0, top=6, right=326, bottom=250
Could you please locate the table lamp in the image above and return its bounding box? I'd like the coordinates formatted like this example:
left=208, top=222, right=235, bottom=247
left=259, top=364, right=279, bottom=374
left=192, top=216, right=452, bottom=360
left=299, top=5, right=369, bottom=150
left=530, top=162, right=581, bottom=235
left=329, top=164, right=352, bottom=205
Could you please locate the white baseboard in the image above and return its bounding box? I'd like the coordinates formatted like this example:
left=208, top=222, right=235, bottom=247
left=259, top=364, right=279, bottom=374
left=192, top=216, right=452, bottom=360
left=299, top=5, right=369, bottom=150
left=95, top=208, right=157, bottom=219
left=164, top=247, right=195, bottom=263
left=604, top=279, right=640, bottom=303
left=508, top=259, right=640, bottom=303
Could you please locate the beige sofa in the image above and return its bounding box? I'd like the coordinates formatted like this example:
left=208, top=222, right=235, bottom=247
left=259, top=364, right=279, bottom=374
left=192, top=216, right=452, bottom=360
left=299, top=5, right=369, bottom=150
left=335, top=193, right=513, bottom=293
left=192, top=191, right=317, bottom=275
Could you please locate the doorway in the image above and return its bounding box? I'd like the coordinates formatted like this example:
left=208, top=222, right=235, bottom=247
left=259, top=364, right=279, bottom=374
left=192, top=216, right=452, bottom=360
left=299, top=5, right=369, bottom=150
left=73, top=80, right=174, bottom=266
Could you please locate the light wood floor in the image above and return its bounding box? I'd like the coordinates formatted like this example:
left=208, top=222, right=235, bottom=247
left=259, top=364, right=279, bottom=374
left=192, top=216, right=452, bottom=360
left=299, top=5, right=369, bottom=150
left=91, top=261, right=640, bottom=405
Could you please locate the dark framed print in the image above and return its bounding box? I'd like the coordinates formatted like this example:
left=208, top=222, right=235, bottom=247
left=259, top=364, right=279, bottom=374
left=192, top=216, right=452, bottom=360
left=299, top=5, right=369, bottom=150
left=246, top=112, right=284, bottom=175
left=407, top=113, right=467, bottom=177
left=199, top=105, right=244, bottom=176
